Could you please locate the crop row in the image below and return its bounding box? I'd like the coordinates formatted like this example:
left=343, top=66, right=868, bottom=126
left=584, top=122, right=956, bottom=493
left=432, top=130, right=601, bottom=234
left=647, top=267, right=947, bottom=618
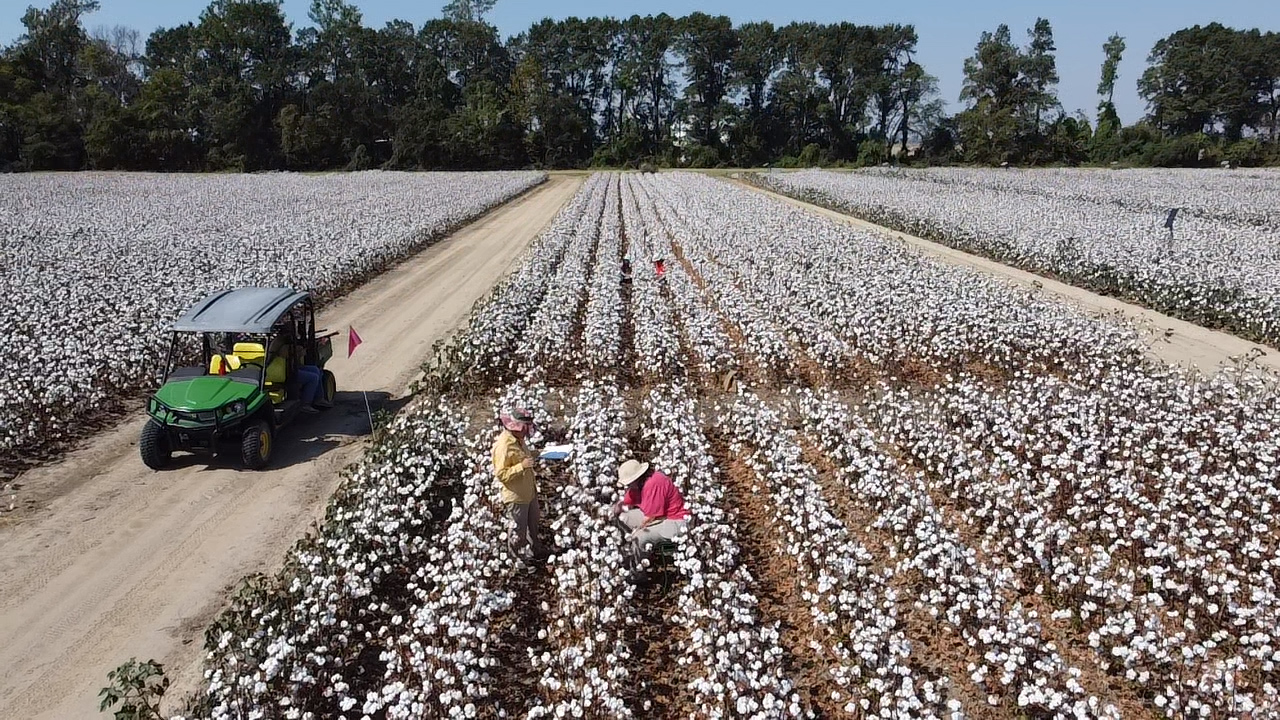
left=170, top=171, right=1280, bottom=718
left=759, top=168, right=1280, bottom=347
left=649, top=172, right=1280, bottom=714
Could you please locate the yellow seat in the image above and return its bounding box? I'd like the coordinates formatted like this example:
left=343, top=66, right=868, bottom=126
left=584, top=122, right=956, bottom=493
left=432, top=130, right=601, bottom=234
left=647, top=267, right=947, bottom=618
left=209, top=354, right=243, bottom=375
left=265, top=356, right=287, bottom=384
left=233, top=342, right=267, bottom=364
left=265, top=357, right=287, bottom=403
left=233, top=342, right=287, bottom=403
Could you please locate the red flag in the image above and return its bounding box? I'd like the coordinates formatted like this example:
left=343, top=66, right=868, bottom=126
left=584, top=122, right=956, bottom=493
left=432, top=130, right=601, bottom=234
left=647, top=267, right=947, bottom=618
left=348, top=326, right=362, bottom=358
left=654, top=259, right=666, bottom=277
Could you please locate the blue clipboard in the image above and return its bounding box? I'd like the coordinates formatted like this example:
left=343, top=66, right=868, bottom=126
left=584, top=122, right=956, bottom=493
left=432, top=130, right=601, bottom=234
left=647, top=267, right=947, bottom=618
left=538, top=443, right=574, bottom=461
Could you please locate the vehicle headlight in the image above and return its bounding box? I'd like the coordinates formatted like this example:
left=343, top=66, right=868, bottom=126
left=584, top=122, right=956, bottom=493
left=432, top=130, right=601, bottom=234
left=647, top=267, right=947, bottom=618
left=223, top=401, right=246, bottom=416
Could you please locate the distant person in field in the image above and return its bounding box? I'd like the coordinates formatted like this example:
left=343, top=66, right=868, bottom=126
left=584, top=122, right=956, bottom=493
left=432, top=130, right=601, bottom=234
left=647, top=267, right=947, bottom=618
left=492, top=407, right=548, bottom=564
left=611, top=458, right=690, bottom=558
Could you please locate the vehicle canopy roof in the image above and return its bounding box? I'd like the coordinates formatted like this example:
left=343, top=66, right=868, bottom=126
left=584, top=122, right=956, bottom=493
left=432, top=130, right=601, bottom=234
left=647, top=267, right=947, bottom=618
left=170, top=287, right=311, bottom=334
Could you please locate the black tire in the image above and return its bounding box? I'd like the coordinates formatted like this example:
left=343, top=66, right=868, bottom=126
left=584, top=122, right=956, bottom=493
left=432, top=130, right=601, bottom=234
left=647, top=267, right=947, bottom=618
left=241, top=420, right=273, bottom=470
left=140, top=419, right=171, bottom=470
left=319, top=370, right=336, bottom=409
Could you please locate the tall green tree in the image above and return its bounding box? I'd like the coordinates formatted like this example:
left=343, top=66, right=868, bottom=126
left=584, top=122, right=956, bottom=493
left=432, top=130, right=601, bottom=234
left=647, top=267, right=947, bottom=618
left=12, top=0, right=100, bottom=92
left=893, top=60, right=943, bottom=157
left=727, top=20, right=778, bottom=166
left=300, top=0, right=364, bottom=82
left=385, top=47, right=457, bottom=169
left=190, top=0, right=296, bottom=169
left=809, top=22, right=883, bottom=159
left=768, top=22, right=824, bottom=159
left=441, top=0, right=495, bottom=23
left=959, top=19, right=1066, bottom=164
left=863, top=24, right=920, bottom=163
left=1097, top=33, right=1125, bottom=109
left=675, top=12, right=737, bottom=157
left=508, top=17, right=599, bottom=167
left=7, top=0, right=102, bottom=168
left=0, top=56, right=24, bottom=167
left=1261, top=32, right=1280, bottom=140
left=1020, top=18, right=1059, bottom=136
left=615, top=13, right=677, bottom=158
left=284, top=0, right=378, bottom=169
left=1139, top=23, right=1253, bottom=138
left=1091, top=33, right=1126, bottom=162
left=77, top=26, right=146, bottom=169
left=413, top=4, right=520, bottom=167
left=6, top=0, right=1274, bottom=172
left=958, top=24, right=1021, bottom=163
left=420, top=18, right=502, bottom=89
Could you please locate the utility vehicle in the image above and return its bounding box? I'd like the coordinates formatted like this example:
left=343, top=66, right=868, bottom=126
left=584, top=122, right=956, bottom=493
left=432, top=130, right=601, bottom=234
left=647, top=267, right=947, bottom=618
left=141, top=287, right=337, bottom=470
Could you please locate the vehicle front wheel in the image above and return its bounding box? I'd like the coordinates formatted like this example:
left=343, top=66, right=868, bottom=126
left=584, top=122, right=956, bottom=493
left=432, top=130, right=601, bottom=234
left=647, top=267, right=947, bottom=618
left=241, top=420, right=273, bottom=470
left=140, top=419, right=171, bottom=470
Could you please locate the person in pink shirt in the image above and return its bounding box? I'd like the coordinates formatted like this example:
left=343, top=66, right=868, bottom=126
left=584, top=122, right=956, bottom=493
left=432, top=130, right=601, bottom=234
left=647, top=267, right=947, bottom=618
left=611, top=458, right=690, bottom=557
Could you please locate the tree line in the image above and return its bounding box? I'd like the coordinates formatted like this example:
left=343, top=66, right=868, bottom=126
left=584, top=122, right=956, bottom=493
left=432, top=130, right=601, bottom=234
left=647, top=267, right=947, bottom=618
left=2, top=0, right=1277, bottom=172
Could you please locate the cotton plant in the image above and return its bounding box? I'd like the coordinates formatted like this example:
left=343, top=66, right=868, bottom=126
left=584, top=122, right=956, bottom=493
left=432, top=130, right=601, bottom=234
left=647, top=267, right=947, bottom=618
left=638, top=172, right=1144, bottom=379
left=720, top=391, right=953, bottom=717
left=527, top=380, right=635, bottom=718
left=644, top=171, right=1280, bottom=714
left=795, top=389, right=1115, bottom=717
left=524, top=216, right=639, bottom=714
left=620, top=180, right=683, bottom=380
left=859, top=166, right=1280, bottom=229
left=862, top=365, right=1280, bottom=714
left=582, top=177, right=626, bottom=372
left=765, top=168, right=1280, bottom=345
left=0, top=170, right=545, bottom=461
left=372, top=379, right=549, bottom=719
left=435, top=183, right=598, bottom=386
left=191, top=401, right=472, bottom=719
left=643, top=385, right=804, bottom=717
left=520, top=178, right=611, bottom=375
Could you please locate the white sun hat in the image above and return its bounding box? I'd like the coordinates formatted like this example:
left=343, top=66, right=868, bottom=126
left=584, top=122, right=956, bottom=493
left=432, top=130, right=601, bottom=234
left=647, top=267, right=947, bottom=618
left=617, top=459, right=650, bottom=486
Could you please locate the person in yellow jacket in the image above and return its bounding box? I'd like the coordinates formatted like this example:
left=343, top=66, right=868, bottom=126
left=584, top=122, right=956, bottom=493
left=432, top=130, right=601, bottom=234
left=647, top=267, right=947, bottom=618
left=492, top=407, right=548, bottom=562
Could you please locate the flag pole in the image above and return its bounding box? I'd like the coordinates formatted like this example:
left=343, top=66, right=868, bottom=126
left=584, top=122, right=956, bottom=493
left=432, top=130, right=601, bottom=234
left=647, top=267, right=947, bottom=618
left=348, top=325, right=373, bottom=432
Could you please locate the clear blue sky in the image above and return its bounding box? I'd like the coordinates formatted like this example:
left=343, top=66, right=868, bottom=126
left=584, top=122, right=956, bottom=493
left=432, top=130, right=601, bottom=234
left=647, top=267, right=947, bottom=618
left=2, top=0, right=1276, bottom=123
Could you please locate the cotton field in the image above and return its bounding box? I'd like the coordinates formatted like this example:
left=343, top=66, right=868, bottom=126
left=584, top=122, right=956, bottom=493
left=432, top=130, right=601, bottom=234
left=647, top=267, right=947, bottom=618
left=169, top=172, right=1280, bottom=719
left=760, top=168, right=1280, bottom=347
left=0, top=171, right=544, bottom=466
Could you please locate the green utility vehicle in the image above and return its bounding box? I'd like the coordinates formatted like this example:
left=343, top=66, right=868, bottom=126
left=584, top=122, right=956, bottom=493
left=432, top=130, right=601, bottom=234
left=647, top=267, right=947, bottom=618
left=141, top=287, right=337, bottom=470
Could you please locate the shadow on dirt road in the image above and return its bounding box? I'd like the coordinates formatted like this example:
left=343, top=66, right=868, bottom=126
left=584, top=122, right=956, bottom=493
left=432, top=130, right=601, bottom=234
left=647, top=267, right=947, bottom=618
left=164, top=390, right=412, bottom=472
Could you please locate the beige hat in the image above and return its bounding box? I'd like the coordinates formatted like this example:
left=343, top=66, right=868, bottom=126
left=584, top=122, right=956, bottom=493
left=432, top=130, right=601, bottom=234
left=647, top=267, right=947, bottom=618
left=617, top=459, right=650, bottom=486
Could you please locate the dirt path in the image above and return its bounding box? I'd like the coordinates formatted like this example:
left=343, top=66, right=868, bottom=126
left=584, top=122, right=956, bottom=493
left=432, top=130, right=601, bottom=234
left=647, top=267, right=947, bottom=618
left=0, top=176, right=582, bottom=720
left=738, top=180, right=1280, bottom=376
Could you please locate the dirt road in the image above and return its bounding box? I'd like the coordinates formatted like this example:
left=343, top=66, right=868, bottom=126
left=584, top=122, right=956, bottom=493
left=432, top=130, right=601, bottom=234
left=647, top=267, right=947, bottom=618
left=741, top=180, right=1280, bottom=376
left=0, top=175, right=581, bottom=719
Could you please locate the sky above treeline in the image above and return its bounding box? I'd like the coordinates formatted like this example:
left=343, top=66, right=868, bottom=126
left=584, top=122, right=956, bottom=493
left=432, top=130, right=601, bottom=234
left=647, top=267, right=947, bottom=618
left=2, top=0, right=1276, bottom=125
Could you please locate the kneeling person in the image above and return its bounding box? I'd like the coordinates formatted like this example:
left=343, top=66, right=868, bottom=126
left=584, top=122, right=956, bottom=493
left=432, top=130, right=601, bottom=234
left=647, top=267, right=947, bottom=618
left=612, top=459, right=690, bottom=556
